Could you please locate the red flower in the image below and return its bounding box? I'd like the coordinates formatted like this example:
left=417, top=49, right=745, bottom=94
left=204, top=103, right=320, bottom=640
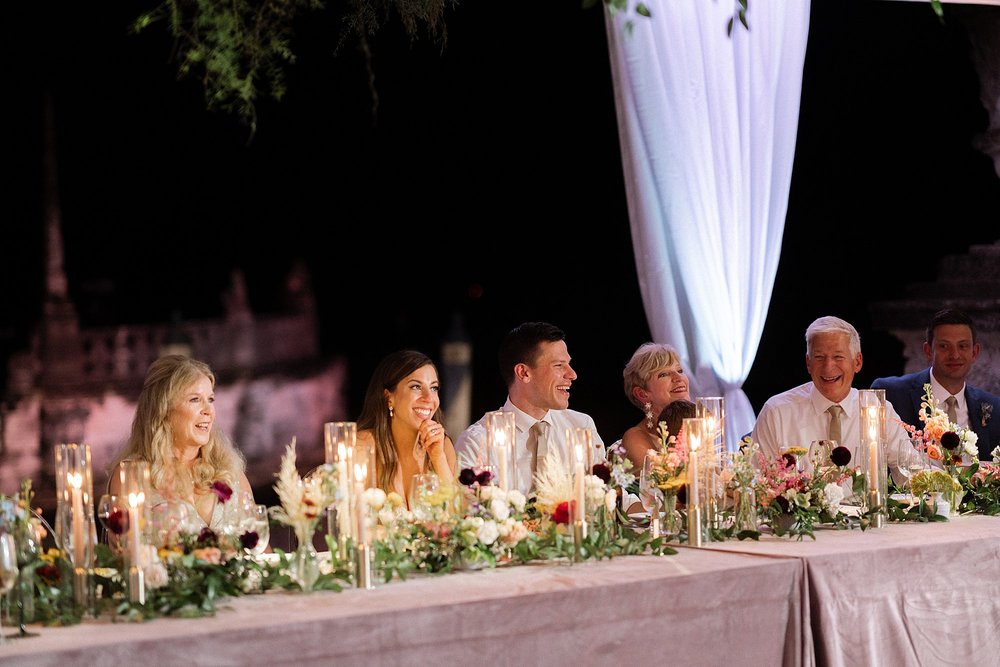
left=830, top=446, right=852, bottom=467
left=459, top=468, right=478, bottom=486
left=107, top=508, right=129, bottom=535
left=552, top=501, right=573, bottom=524
left=476, top=470, right=493, bottom=486
left=239, top=531, right=259, bottom=551
left=35, top=564, right=60, bottom=585
left=940, top=431, right=961, bottom=451
left=210, top=481, right=233, bottom=503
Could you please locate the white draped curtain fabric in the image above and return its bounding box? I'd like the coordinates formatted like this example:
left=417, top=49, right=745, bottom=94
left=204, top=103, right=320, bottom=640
left=604, top=1, right=811, bottom=452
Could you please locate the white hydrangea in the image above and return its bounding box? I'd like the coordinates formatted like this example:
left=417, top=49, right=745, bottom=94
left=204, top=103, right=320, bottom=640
left=585, top=475, right=607, bottom=509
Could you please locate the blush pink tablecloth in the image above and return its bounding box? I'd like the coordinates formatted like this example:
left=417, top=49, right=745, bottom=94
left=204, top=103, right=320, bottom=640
left=691, top=514, right=1000, bottom=667
left=0, top=548, right=803, bottom=666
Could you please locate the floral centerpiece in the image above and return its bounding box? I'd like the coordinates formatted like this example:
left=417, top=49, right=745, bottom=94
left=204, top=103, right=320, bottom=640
left=643, top=421, right=689, bottom=537
left=899, top=383, right=979, bottom=512
left=269, top=437, right=340, bottom=591
left=725, top=438, right=760, bottom=537
left=529, top=449, right=648, bottom=559
left=753, top=446, right=854, bottom=539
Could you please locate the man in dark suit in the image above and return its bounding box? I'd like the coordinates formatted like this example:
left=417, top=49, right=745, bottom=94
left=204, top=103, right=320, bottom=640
left=872, top=308, right=1000, bottom=460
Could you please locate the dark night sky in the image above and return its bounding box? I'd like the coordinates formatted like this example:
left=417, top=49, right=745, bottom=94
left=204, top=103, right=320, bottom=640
left=4, top=1, right=1000, bottom=445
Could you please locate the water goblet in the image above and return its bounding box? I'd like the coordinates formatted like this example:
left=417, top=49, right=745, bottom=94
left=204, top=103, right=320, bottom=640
left=242, top=504, right=270, bottom=557
left=408, top=473, right=440, bottom=520
left=0, top=534, right=17, bottom=644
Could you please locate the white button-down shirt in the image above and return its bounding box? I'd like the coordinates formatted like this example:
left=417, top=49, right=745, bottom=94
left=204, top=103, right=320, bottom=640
left=455, top=398, right=605, bottom=496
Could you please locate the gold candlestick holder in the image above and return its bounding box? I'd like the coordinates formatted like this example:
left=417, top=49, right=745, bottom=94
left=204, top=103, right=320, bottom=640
left=687, top=505, right=703, bottom=547
left=128, top=565, right=145, bottom=604
left=354, top=543, right=373, bottom=590
left=573, top=520, right=584, bottom=563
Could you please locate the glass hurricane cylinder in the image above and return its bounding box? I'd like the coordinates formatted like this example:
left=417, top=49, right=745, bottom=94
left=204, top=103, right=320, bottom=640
left=858, top=389, right=888, bottom=528
left=324, top=421, right=356, bottom=560
left=54, top=443, right=97, bottom=611
left=486, top=411, right=516, bottom=492
left=119, top=460, right=151, bottom=604
left=683, top=417, right=708, bottom=546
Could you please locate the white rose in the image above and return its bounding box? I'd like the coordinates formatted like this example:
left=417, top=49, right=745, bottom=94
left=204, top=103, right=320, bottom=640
left=605, top=489, right=617, bottom=513
left=478, top=485, right=495, bottom=502
left=476, top=520, right=500, bottom=545
left=822, top=483, right=845, bottom=512
left=490, top=497, right=510, bottom=521
left=506, top=490, right=526, bottom=512
left=364, top=487, right=387, bottom=510
left=143, top=561, right=169, bottom=589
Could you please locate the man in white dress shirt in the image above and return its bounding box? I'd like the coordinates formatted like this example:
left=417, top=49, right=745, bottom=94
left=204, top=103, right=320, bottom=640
left=455, top=321, right=605, bottom=497
left=752, top=315, right=911, bottom=479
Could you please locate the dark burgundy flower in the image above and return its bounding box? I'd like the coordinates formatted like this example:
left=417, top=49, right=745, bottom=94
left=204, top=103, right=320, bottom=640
left=831, top=446, right=852, bottom=467
left=107, top=508, right=128, bottom=535
left=552, top=501, right=572, bottom=525
left=459, top=468, right=478, bottom=486
left=210, top=480, right=233, bottom=503
left=677, top=485, right=687, bottom=506
left=941, top=431, right=961, bottom=451
left=475, top=470, right=493, bottom=486
left=197, top=526, right=217, bottom=545
left=591, top=463, right=611, bottom=483
left=35, top=564, right=60, bottom=585
left=781, top=453, right=797, bottom=469
left=776, top=496, right=790, bottom=513
left=240, top=531, right=259, bottom=551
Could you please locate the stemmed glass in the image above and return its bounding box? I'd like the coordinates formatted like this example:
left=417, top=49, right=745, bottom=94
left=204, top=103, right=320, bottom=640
left=10, top=522, right=38, bottom=638
left=0, top=533, right=17, bottom=644
left=408, top=473, right=440, bottom=520
left=97, top=494, right=128, bottom=547
left=896, top=444, right=928, bottom=500
left=242, top=504, right=270, bottom=557
left=639, top=452, right=664, bottom=523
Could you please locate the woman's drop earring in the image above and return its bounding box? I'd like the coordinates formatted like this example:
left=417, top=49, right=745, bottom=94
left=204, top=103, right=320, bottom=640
left=389, top=405, right=394, bottom=418
left=644, top=401, right=654, bottom=430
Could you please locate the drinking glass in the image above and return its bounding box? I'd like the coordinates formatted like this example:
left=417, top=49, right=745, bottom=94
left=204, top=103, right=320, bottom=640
left=639, top=451, right=664, bottom=515
left=97, top=494, right=129, bottom=549
left=150, top=500, right=194, bottom=547
left=408, top=473, right=440, bottom=520
left=0, top=534, right=16, bottom=644
left=896, top=444, right=927, bottom=497
left=242, top=504, right=270, bottom=557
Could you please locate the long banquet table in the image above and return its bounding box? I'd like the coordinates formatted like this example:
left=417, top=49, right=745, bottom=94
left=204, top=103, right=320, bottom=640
left=0, top=548, right=805, bottom=667
left=692, top=514, right=1000, bottom=667
left=4, top=514, right=1000, bottom=666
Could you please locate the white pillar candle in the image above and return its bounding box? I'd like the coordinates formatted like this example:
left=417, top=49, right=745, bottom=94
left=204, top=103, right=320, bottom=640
left=128, top=494, right=142, bottom=567
left=574, top=442, right=586, bottom=522
left=69, top=472, right=85, bottom=566
left=354, top=462, right=368, bottom=546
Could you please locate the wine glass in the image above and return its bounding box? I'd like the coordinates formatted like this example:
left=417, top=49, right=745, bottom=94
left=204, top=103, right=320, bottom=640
left=639, top=451, right=665, bottom=517
left=150, top=500, right=194, bottom=547
left=97, top=494, right=126, bottom=544
left=408, top=473, right=440, bottom=520
left=0, top=533, right=17, bottom=644
left=242, top=504, right=270, bottom=557
left=896, top=444, right=928, bottom=499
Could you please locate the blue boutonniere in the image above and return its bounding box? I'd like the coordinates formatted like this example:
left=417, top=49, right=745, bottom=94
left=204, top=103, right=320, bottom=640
left=982, top=403, right=993, bottom=428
